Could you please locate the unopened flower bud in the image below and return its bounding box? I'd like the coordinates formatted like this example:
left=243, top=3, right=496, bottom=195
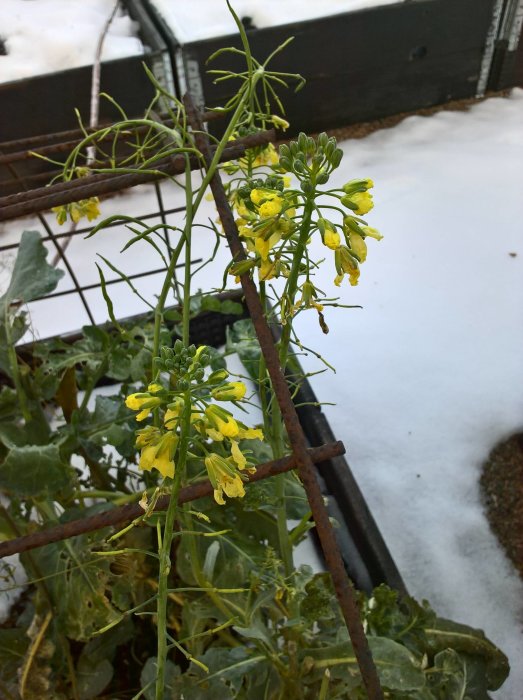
left=211, top=382, right=247, bottom=402
left=207, top=369, right=229, bottom=385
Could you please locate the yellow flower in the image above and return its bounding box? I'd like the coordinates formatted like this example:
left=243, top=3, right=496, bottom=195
left=348, top=232, right=367, bottom=262
left=251, top=143, right=279, bottom=167
left=139, top=432, right=178, bottom=479
left=52, top=205, right=68, bottom=226
left=255, top=231, right=281, bottom=260
left=259, top=197, right=283, bottom=218
left=324, top=228, right=341, bottom=250
left=334, top=246, right=361, bottom=287
left=211, top=382, right=247, bottom=402
left=361, top=225, right=383, bottom=241
left=237, top=426, right=264, bottom=440
left=348, top=268, right=360, bottom=286
left=205, top=405, right=240, bottom=438
left=230, top=440, right=247, bottom=470
left=259, top=257, right=277, bottom=281
left=204, top=453, right=246, bottom=505
left=83, top=197, right=101, bottom=222
left=135, top=425, right=161, bottom=448
left=236, top=201, right=252, bottom=218
left=125, top=393, right=163, bottom=421
left=342, top=178, right=374, bottom=195
left=349, top=191, right=374, bottom=215
left=271, top=115, right=290, bottom=131
left=148, top=382, right=164, bottom=394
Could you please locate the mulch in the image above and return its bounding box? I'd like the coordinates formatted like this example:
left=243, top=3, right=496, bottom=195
left=480, top=433, right=523, bottom=581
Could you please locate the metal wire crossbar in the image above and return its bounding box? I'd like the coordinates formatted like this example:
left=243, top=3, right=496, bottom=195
left=0, top=443, right=345, bottom=558
left=0, top=101, right=384, bottom=697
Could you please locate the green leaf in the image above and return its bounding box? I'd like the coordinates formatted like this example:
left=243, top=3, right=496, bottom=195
left=130, top=347, right=152, bottom=382
left=200, top=296, right=244, bottom=316
left=0, top=313, right=28, bottom=376
left=61, top=551, right=121, bottom=642
left=194, top=647, right=265, bottom=695
left=0, top=231, right=64, bottom=310
left=140, top=657, right=178, bottom=700
left=0, top=418, right=50, bottom=449
left=425, top=649, right=467, bottom=700
left=425, top=617, right=510, bottom=691
left=226, top=319, right=261, bottom=382
left=0, top=444, right=73, bottom=497
left=76, top=658, right=113, bottom=700
left=363, top=584, right=435, bottom=654
left=0, top=628, right=30, bottom=694
left=0, top=387, right=18, bottom=421
left=300, top=572, right=336, bottom=623
left=302, top=637, right=425, bottom=692
left=107, top=346, right=132, bottom=380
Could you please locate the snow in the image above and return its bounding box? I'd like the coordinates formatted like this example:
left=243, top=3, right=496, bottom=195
left=150, top=0, right=403, bottom=43
left=0, top=0, right=143, bottom=84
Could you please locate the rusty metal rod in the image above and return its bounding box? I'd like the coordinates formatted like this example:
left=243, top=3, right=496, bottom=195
left=183, top=95, right=383, bottom=698
left=0, top=110, right=221, bottom=153
left=0, top=442, right=344, bottom=559
left=0, top=130, right=273, bottom=207
left=0, top=131, right=274, bottom=222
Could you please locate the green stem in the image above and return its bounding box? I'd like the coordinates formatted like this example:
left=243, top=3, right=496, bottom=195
left=155, top=155, right=194, bottom=700
left=278, top=199, right=314, bottom=369
left=154, top=437, right=187, bottom=700
left=268, top=200, right=315, bottom=580
left=4, top=312, right=31, bottom=422
left=151, top=235, right=185, bottom=371
left=191, top=71, right=263, bottom=214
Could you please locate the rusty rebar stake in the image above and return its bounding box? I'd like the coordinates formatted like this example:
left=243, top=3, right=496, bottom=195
left=0, top=131, right=274, bottom=223
left=184, top=95, right=383, bottom=699
left=0, top=442, right=344, bottom=559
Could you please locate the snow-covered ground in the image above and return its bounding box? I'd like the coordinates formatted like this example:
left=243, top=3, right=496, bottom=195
left=150, top=0, right=403, bottom=43
left=0, top=0, right=143, bottom=83
left=2, top=88, right=522, bottom=698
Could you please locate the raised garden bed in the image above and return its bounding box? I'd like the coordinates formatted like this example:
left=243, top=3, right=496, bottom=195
left=145, top=0, right=499, bottom=135
left=0, top=0, right=172, bottom=143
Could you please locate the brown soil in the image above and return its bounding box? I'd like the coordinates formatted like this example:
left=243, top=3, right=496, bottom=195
left=480, top=433, right=523, bottom=580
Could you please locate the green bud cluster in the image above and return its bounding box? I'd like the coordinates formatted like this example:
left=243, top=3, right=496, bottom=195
left=278, top=132, right=343, bottom=191
left=237, top=175, right=285, bottom=203
left=153, top=342, right=211, bottom=389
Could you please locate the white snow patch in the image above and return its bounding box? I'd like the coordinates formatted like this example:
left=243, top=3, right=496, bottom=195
left=0, top=0, right=143, bottom=83
left=150, top=0, right=404, bottom=43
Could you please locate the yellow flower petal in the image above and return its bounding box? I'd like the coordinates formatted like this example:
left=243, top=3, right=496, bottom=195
left=324, top=229, right=341, bottom=250
left=230, top=440, right=247, bottom=470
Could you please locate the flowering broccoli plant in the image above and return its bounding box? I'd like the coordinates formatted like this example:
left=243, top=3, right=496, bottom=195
left=125, top=344, right=262, bottom=501
left=0, top=3, right=510, bottom=700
